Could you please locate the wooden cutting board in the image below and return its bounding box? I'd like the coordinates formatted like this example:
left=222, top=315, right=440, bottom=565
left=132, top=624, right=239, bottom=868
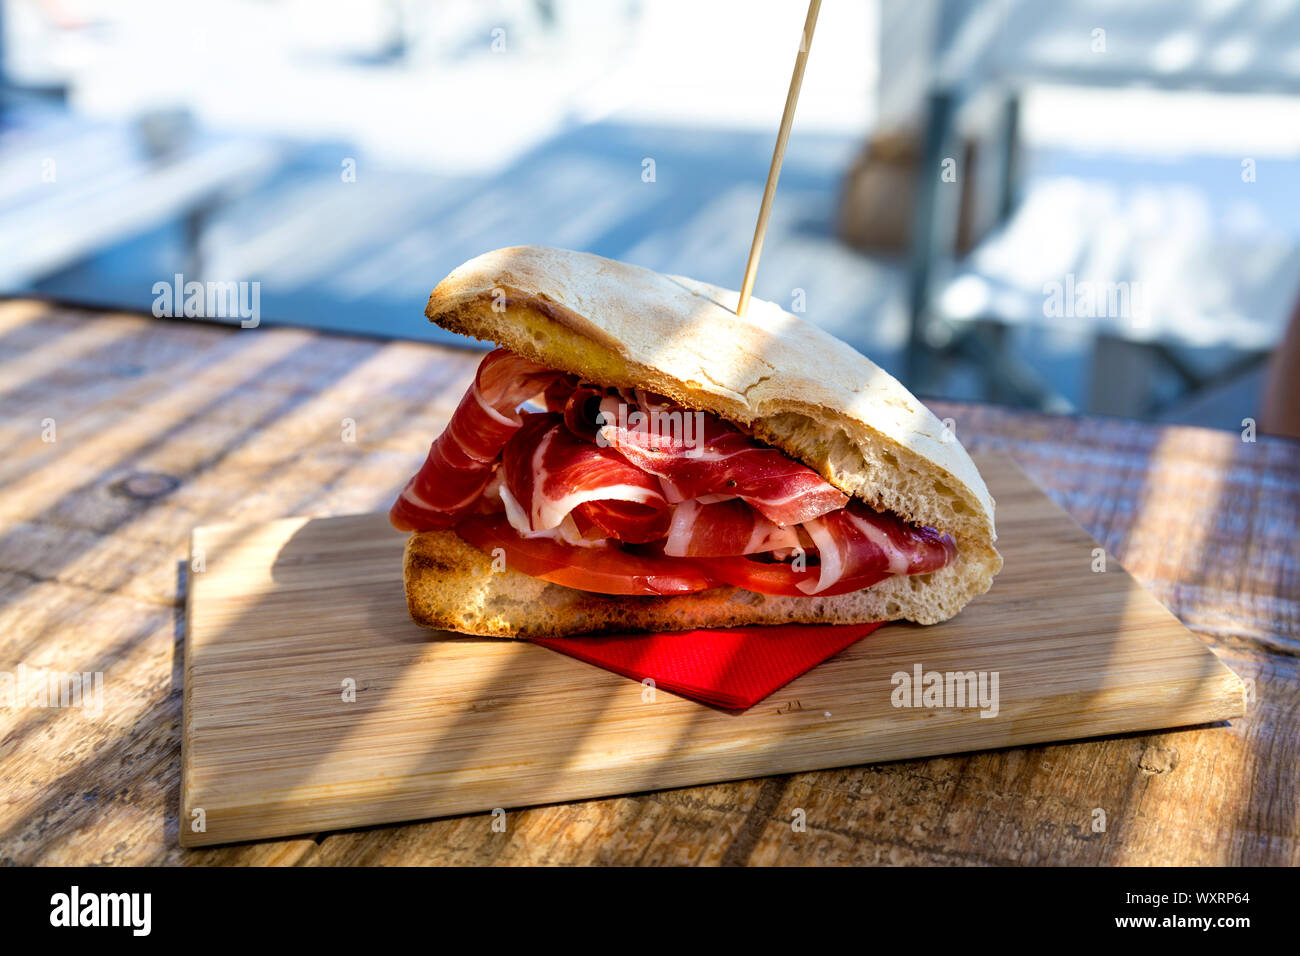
left=180, top=454, right=1245, bottom=847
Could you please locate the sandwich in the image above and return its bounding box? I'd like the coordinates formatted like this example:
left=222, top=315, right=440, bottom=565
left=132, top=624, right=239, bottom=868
left=390, top=246, right=1001, bottom=639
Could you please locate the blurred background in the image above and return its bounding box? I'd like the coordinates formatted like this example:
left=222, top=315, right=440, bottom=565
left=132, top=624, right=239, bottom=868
left=4, top=0, right=1300, bottom=431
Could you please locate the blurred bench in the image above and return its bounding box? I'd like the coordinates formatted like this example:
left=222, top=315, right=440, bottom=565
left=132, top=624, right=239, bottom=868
left=903, top=0, right=1300, bottom=415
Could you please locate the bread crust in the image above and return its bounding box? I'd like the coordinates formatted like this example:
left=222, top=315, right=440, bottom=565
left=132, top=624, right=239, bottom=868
left=406, top=246, right=1002, bottom=636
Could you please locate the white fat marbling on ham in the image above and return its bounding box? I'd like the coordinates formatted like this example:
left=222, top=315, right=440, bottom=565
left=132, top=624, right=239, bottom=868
left=498, top=481, right=603, bottom=547
left=662, top=497, right=803, bottom=557
left=799, top=518, right=845, bottom=595
left=502, top=413, right=670, bottom=540
left=797, top=503, right=954, bottom=594
left=593, top=397, right=849, bottom=525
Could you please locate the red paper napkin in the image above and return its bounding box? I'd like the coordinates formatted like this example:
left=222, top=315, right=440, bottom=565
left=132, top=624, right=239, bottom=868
left=531, top=622, right=884, bottom=710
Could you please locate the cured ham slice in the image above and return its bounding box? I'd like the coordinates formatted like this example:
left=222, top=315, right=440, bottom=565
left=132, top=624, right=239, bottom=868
left=592, top=398, right=849, bottom=526
left=656, top=497, right=953, bottom=597
left=662, top=498, right=804, bottom=557
left=798, top=500, right=956, bottom=595
left=561, top=385, right=608, bottom=441
left=541, top=373, right=580, bottom=413
left=390, top=349, right=560, bottom=531
left=501, top=413, right=671, bottom=543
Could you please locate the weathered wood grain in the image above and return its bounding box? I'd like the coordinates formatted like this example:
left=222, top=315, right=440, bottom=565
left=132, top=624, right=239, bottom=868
left=0, top=300, right=1294, bottom=865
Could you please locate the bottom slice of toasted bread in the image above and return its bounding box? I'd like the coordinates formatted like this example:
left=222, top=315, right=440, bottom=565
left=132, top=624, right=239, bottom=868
left=404, top=529, right=1000, bottom=639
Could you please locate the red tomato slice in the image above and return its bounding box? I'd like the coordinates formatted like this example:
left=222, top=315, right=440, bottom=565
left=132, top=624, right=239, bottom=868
left=456, top=515, right=717, bottom=596
left=703, top=555, right=893, bottom=597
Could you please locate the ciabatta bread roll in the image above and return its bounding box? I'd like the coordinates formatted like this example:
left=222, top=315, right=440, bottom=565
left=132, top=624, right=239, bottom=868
left=397, top=246, right=1001, bottom=637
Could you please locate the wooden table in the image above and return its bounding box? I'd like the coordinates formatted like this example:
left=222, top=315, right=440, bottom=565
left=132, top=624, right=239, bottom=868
left=1, top=300, right=1295, bottom=866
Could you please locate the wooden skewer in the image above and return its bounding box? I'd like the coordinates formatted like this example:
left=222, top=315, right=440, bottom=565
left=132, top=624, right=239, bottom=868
left=736, top=0, right=822, bottom=318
